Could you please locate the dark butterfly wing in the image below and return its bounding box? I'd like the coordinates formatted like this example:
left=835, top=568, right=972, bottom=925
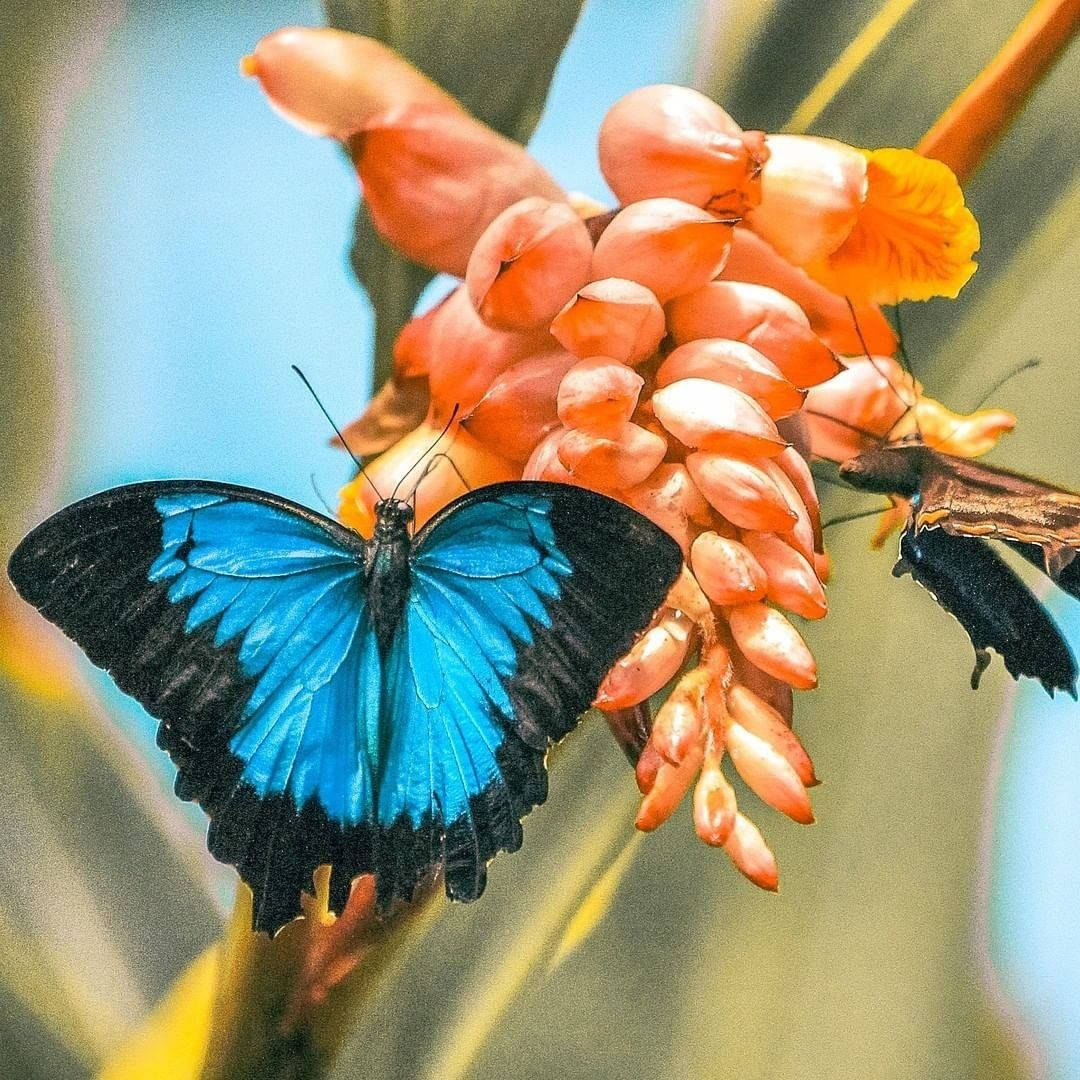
left=893, top=523, right=1078, bottom=698
left=372, top=481, right=683, bottom=909
left=7, top=481, right=382, bottom=933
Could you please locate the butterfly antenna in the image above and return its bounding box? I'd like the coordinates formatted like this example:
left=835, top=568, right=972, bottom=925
left=822, top=503, right=896, bottom=531
left=407, top=451, right=473, bottom=502
left=308, top=472, right=336, bottom=517
left=390, top=405, right=460, bottom=502
left=803, top=407, right=886, bottom=448
left=971, top=357, right=1041, bottom=410
left=292, top=365, right=382, bottom=501
left=845, top=297, right=919, bottom=441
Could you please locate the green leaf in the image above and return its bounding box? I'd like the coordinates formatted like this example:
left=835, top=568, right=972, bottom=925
left=322, top=0, right=585, bottom=392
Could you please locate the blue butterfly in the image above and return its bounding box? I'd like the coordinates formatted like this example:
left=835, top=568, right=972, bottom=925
left=8, top=479, right=682, bottom=933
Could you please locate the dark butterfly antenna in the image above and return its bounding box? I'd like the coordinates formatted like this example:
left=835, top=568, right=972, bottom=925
left=389, top=405, right=461, bottom=503
left=892, top=303, right=917, bottom=383
left=971, top=357, right=1041, bottom=411
left=292, top=365, right=383, bottom=501
left=803, top=407, right=887, bottom=448
left=308, top=472, right=336, bottom=517
left=822, top=503, right=897, bottom=531
left=408, top=451, right=473, bottom=501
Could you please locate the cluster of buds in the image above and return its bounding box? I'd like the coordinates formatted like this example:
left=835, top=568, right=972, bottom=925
left=246, top=29, right=998, bottom=891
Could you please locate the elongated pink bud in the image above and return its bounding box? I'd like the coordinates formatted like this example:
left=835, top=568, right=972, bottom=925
left=664, top=564, right=714, bottom=626
left=686, top=452, right=798, bottom=531
left=761, top=460, right=816, bottom=563
left=622, top=465, right=711, bottom=557
left=666, top=281, right=841, bottom=388
left=723, top=812, right=779, bottom=891
left=775, top=446, right=823, bottom=554
left=691, top=532, right=767, bottom=607
left=635, top=741, right=664, bottom=795
left=726, top=603, right=817, bottom=690
left=550, top=278, right=666, bottom=365
left=557, top=423, right=667, bottom=490
left=651, top=666, right=709, bottom=764
left=653, top=379, right=786, bottom=458
left=463, top=349, right=578, bottom=462
left=730, top=642, right=793, bottom=724
left=742, top=532, right=827, bottom=619
left=426, top=287, right=554, bottom=417
left=636, top=743, right=704, bottom=831
left=557, top=357, right=644, bottom=432
left=591, top=199, right=733, bottom=303
left=466, top=197, right=593, bottom=331
left=727, top=684, right=816, bottom=787
left=725, top=722, right=813, bottom=824
left=598, top=85, right=767, bottom=216
left=595, top=613, right=693, bottom=710
left=656, top=339, right=806, bottom=419
left=693, top=738, right=738, bottom=846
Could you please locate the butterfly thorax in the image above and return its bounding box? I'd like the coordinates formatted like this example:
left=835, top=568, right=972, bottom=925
left=839, top=443, right=937, bottom=498
left=367, top=498, right=415, bottom=656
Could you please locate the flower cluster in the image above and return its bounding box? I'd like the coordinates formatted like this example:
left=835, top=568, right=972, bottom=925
left=246, top=29, right=1006, bottom=891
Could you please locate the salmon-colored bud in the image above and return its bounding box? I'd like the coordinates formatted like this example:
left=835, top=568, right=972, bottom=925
left=693, top=738, right=738, bottom=846
left=550, top=278, right=666, bottom=365
left=590, top=199, right=733, bottom=303
left=595, top=613, right=693, bottom=710
left=727, top=684, right=816, bottom=787
left=742, top=532, right=827, bottom=620
left=761, top=459, right=816, bottom=563
left=427, top=287, right=554, bottom=418
left=598, top=84, right=767, bottom=217
left=652, top=666, right=709, bottom=764
left=814, top=550, right=831, bottom=583
left=338, top=422, right=515, bottom=535
left=725, top=722, right=813, bottom=824
left=723, top=229, right=897, bottom=356
left=557, top=423, right=667, bottom=490
left=730, top=643, right=793, bottom=724
left=244, top=28, right=453, bottom=138
left=802, top=355, right=914, bottom=462
left=557, top=357, right=644, bottom=432
left=775, top=446, right=823, bottom=554
left=622, top=465, right=710, bottom=557
left=656, top=339, right=806, bottom=419
left=666, top=281, right=842, bottom=388
left=686, top=452, right=798, bottom=532
left=636, top=742, right=704, bottom=831
left=463, top=349, right=578, bottom=462
left=653, top=379, right=786, bottom=458
left=691, top=532, right=767, bottom=607
left=746, top=134, right=868, bottom=267
left=635, top=741, right=665, bottom=795
left=665, top=564, right=714, bottom=626
left=914, top=399, right=1016, bottom=457
left=466, top=197, right=593, bottom=331
left=726, top=603, right=818, bottom=690
left=723, top=812, right=779, bottom=891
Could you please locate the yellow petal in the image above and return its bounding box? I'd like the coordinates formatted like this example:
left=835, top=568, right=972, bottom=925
left=808, top=147, right=980, bottom=304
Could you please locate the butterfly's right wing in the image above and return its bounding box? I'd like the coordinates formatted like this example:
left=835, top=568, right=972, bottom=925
left=8, top=481, right=382, bottom=933
left=893, top=523, right=1078, bottom=697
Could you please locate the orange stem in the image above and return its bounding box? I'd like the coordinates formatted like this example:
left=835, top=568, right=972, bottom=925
left=918, top=0, right=1080, bottom=181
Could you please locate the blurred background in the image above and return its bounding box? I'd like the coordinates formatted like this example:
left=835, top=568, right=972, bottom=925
left=2, top=1, right=1079, bottom=1077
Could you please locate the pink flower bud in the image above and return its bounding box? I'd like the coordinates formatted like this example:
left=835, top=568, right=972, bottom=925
left=549, top=278, right=666, bottom=365
left=595, top=613, right=693, bottom=710
left=730, top=644, right=793, bottom=724
left=664, top=564, right=715, bottom=626
left=727, top=684, right=816, bottom=787
left=667, top=281, right=842, bottom=388
left=557, top=357, right=644, bottom=432
left=652, top=379, right=786, bottom=458
left=426, top=287, right=554, bottom=417
left=774, top=447, right=823, bottom=554
left=466, top=197, right=593, bottom=330
left=746, top=135, right=868, bottom=266
left=693, top=741, right=738, bottom=846
left=726, top=603, right=817, bottom=690
left=635, top=743, right=704, bottom=831
left=598, top=85, right=767, bottom=216
left=621, top=465, right=712, bottom=557
left=462, top=349, right=578, bottom=462
left=590, top=199, right=733, bottom=303
left=742, top=533, right=827, bottom=620
left=651, top=666, right=710, bottom=764
left=725, top=722, right=814, bottom=824
left=723, top=813, right=779, bottom=891
left=635, top=741, right=665, bottom=795
left=760, top=460, right=816, bottom=563
left=685, top=452, right=799, bottom=532
left=557, top=423, right=667, bottom=490
left=691, top=532, right=767, bottom=606
left=656, top=339, right=806, bottom=419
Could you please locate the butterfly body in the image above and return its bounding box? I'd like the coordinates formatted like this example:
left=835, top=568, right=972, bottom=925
left=839, top=442, right=1080, bottom=696
left=9, top=479, right=682, bottom=933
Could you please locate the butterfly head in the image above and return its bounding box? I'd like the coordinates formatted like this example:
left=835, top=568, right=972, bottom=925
left=373, top=498, right=415, bottom=536
left=839, top=443, right=931, bottom=498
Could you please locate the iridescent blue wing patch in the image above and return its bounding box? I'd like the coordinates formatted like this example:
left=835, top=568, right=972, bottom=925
left=373, top=482, right=683, bottom=908
left=7, top=481, right=379, bottom=932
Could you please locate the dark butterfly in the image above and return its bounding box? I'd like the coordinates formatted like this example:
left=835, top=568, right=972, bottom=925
left=7, top=479, right=682, bottom=934
left=840, top=441, right=1080, bottom=697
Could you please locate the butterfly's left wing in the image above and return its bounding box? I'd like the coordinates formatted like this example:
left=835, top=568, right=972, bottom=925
left=8, top=481, right=382, bottom=933
left=893, top=522, right=1078, bottom=697
left=372, top=482, right=683, bottom=908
